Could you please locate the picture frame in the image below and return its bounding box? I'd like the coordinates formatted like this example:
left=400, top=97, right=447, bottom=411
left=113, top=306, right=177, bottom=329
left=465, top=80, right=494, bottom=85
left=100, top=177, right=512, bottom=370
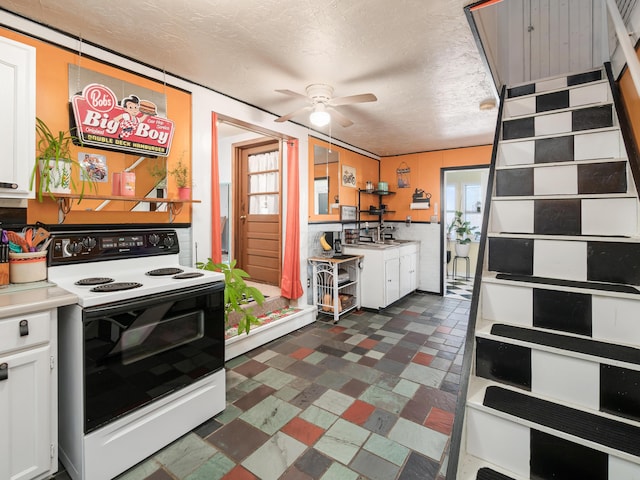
left=342, top=165, right=356, bottom=188
left=340, top=205, right=357, bottom=221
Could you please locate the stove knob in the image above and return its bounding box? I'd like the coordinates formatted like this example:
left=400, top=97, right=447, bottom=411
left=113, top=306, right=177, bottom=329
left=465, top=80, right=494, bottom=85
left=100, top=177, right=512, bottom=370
left=70, top=241, right=83, bottom=254
left=83, top=237, right=97, bottom=249
left=149, top=234, right=160, bottom=246
left=163, top=236, right=174, bottom=248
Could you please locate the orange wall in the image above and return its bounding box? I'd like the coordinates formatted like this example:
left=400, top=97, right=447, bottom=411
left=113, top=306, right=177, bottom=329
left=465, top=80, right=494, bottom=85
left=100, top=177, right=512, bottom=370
left=620, top=46, right=640, bottom=170
left=0, top=28, right=192, bottom=225
left=380, top=145, right=492, bottom=222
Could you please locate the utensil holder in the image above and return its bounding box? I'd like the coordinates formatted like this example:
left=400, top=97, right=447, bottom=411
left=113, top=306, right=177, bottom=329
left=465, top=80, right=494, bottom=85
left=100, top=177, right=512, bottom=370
left=9, top=251, right=47, bottom=283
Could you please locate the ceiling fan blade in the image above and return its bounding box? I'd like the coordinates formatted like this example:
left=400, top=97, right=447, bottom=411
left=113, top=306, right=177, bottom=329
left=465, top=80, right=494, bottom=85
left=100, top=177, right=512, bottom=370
left=328, top=107, right=354, bottom=128
left=275, top=89, right=309, bottom=101
left=329, top=93, right=377, bottom=106
left=274, top=106, right=312, bottom=123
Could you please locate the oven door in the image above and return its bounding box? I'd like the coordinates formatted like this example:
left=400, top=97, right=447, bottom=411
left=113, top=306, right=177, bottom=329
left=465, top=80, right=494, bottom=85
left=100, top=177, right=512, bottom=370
left=82, top=282, right=225, bottom=433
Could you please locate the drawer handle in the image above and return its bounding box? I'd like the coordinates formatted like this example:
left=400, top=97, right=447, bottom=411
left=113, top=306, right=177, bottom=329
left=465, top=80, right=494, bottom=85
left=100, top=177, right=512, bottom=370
left=0, top=363, right=7, bottom=381
left=19, top=319, right=29, bottom=337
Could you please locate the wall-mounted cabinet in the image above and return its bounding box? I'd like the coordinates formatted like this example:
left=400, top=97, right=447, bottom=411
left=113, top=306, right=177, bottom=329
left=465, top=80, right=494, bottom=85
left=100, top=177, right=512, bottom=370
left=0, top=37, right=35, bottom=199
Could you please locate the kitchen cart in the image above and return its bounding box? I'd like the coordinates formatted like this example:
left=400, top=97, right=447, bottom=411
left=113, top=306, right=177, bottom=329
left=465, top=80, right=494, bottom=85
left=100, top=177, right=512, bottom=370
left=308, top=254, right=363, bottom=323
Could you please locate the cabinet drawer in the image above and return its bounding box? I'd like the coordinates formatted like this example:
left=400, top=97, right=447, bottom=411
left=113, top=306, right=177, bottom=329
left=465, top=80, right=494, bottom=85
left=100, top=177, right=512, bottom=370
left=0, top=311, right=51, bottom=355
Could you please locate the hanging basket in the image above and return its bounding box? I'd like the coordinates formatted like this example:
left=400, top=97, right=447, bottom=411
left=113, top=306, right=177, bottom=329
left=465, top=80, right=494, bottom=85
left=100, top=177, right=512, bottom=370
left=396, top=161, right=410, bottom=188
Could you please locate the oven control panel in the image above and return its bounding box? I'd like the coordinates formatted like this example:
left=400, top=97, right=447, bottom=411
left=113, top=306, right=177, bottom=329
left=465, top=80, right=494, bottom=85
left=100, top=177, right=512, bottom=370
left=49, top=229, right=180, bottom=264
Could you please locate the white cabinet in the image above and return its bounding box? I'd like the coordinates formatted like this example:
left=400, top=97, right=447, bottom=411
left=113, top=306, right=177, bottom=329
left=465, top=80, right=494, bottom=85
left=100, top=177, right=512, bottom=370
left=0, top=35, right=36, bottom=199
left=344, top=242, right=419, bottom=310
left=0, top=310, right=57, bottom=480
left=399, top=243, right=418, bottom=298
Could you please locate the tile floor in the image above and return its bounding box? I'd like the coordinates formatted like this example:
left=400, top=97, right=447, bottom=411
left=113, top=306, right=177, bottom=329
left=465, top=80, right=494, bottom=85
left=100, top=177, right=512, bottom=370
left=53, top=291, right=470, bottom=480
left=445, top=276, right=474, bottom=301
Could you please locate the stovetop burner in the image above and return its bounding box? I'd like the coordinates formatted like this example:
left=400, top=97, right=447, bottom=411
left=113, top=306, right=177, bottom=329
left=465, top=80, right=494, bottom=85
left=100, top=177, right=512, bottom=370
left=147, top=267, right=184, bottom=276
left=173, top=272, right=205, bottom=279
left=90, top=282, right=144, bottom=292
left=75, top=277, right=115, bottom=286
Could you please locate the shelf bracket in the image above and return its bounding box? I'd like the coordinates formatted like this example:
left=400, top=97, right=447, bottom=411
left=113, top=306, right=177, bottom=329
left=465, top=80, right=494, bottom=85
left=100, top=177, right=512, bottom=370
left=57, top=197, right=73, bottom=224
left=168, top=202, right=184, bottom=223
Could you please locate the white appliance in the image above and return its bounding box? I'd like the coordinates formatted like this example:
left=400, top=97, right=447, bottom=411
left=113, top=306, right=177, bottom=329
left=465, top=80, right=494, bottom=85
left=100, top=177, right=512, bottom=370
left=48, top=228, right=226, bottom=480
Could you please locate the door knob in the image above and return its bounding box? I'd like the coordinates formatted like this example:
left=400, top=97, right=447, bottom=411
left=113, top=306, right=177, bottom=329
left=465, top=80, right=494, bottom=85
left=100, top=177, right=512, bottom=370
left=240, top=215, right=247, bottom=220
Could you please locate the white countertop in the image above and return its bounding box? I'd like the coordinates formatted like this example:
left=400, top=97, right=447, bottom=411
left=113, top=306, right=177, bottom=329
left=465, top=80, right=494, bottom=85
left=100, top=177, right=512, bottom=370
left=0, top=282, right=77, bottom=319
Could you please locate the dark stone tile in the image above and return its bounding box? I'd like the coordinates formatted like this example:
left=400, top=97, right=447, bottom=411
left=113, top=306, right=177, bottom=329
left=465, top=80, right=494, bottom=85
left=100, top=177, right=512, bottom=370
left=384, top=346, right=415, bottom=363
left=488, top=237, right=534, bottom=276
left=567, top=70, right=602, bottom=86
left=398, top=451, right=440, bottom=479
left=503, top=116, right=535, bottom=140
left=413, top=386, right=458, bottom=414
left=507, top=83, right=535, bottom=98
left=578, top=161, right=627, bottom=194
left=145, top=470, right=174, bottom=480
left=351, top=346, right=369, bottom=355
left=318, top=355, right=350, bottom=370
left=403, top=332, right=429, bottom=345
left=233, top=359, right=269, bottom=378
left=495, top=168, right=534, bottom=196
left=572, top=105, right=613, bottom=131
left=374, top=358, right=405, bottom=376
left=369, top=334, right=384, bottom=341
left=358, top=356, right=378, bottom=367
left=387, top=317, right=411, bottom=329
left=362, top=408, right=398, bottom=435
left=534, top=198, right=581, bottom=235
left=280, top=467, right=313, bottom=480
left=316, top=344, right=347, bottom=357
left=271, top=341, right=301, bottom=355
left=399, top=398, right=430, bottom=424
left=372, top=342, right=394, bottom=353
left=436, top=350, right=456, bottom=361
left=294, top=448, right=332, bottom=479
left=193, top=417, right=223, bottom=438
left=536, top=90, right=569, bottom=113
left=588, top=241, right=640, bottom=285
left=234, top=384, right=277, bottom=411
left=340, top=378, right=370, bottom=398
left=207, top=419, right=270, bottom=462
left=285, top=360, right=325, bottom=381
left=535, top=135, right=574, bottom=163
left=440, top=380, right=460, bottom=395
left=290, top=383, right=328, bottom=409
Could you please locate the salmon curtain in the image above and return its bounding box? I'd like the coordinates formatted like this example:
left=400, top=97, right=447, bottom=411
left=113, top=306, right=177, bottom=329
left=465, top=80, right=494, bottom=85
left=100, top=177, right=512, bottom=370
left=210, top=113, right=222, bottom=264
left=281, top=139, right=304, bottom=299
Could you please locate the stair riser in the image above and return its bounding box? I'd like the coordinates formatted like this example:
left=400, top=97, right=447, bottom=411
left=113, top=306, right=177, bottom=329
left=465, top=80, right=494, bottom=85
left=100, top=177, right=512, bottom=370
left=466, top=409, right=640, bottom=479
left=482, top=283, right=640, bottom=346
left=507, top=70, right=603, bottom=99
left=476, top=337, right=640, bottom=421
left=504, top=82, right=610, bottom=119
left=495, top=161, right=630, bottom=197
left=503, top=105, right=614, bottom=141
left=498, top=130, right=625, bottom=167
left=490, top=197, right=638, bottom=236
left=487, top=238, right=640, bottom=285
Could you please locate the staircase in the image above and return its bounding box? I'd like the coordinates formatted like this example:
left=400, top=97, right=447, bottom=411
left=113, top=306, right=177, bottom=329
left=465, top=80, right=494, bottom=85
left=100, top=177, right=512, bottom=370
left=449, top=66, right=640, bottom=479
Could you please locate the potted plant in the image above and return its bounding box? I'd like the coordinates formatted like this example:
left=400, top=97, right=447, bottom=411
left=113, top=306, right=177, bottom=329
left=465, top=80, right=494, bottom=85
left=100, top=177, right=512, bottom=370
left=169, top=156, right=190, bottom=200
left=196, top=258, right=265, bottom=335
left=449, top=210, right=478, bottom=257
left=30, top=117, right=93, bottom=202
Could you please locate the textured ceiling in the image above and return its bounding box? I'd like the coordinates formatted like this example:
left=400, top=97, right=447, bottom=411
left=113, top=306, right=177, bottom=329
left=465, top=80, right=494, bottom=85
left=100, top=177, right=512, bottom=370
left=0, top=0, right=498, bottom=156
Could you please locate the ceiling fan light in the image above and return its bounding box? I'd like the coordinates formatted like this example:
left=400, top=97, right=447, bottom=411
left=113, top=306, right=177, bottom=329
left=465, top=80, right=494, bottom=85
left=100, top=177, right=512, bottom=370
left=310, top=106, right=331, bottom=127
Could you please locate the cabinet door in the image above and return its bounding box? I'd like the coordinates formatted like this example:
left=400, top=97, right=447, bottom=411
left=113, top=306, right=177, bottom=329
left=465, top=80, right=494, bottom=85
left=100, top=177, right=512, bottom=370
left=0, top=345, right=52, bottom=480
left=384, top=257, right=400, bottom=306
left=399, top=253, right=412, bottom=297
left=0, top=36, right=36, bottom=199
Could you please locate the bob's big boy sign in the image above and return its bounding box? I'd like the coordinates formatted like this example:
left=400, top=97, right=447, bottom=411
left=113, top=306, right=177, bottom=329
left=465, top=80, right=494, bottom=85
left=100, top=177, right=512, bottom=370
left=71, top=83, right=175, bottom=157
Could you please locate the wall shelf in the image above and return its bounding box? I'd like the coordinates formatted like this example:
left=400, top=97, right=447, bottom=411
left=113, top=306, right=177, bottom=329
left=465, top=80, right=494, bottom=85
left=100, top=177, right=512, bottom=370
left=49, top=193, right=200, bottom=223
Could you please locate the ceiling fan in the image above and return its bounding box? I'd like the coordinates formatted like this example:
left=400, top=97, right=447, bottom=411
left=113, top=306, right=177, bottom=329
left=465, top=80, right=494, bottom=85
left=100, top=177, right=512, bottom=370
left=274, top=84, right=377, bottom=128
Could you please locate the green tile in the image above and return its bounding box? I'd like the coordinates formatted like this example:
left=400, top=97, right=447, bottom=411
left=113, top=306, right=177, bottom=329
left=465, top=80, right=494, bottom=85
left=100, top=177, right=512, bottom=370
left=341, top=363, right=381, bottom=384
left=343, top=352, right=362, bottom=363
left=392, top=379, right=420, bottom=398
left=359, top=385, right=409, bottom=414
left=226, top=370, right=248, bottom=390
left=315, top=419, right=370, bottom=464
left=363, top=433, right=410, bottom=466
left=155, top=433, right=218, bottom=478
left=313, top=389, right=355, bottom=415
left=214, top=404, right=243, bottom=424
left=184, top=452, right=235, bottom=480
left=299, top=404, right=338, bottom=429
left=320, top=462, right=360, bottom=480
left=236, top=378, right=261, bottom=393
left=400, top=363, right=446, bottom=387
left=315, top=370, right=351, bottom=390
left=240, top=396, right=301, bottom=435
left=274, top=385, right=301, bottom=402
left=226, top=355, right=250, bottom=369
left=251, top=349, right=278, bottom=363
left=253, top=367, right=296, bottom=389
left=303, top=351, right=328, bottom=364
left=115, top=459, right=161, bottom=480
left=242, top=432, right=307, bottom=479
left=265, top=354, right=297, bottom=370
left=388, top=417, right=448, bottom=460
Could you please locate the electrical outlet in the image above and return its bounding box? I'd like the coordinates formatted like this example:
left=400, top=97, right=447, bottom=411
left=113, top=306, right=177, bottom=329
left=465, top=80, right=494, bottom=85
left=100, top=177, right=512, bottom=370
left=307, top=278, right=311, bottom=288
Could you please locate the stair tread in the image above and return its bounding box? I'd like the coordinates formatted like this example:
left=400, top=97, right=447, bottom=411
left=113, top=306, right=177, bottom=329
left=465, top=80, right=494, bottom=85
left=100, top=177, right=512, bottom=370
left=477, top=467, right=515, bottom=480
left=489, top=323, right=640, bottom=365
left=494, top=273, right=640, bottom=294
left=483, top=385, right=640, bottom=456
